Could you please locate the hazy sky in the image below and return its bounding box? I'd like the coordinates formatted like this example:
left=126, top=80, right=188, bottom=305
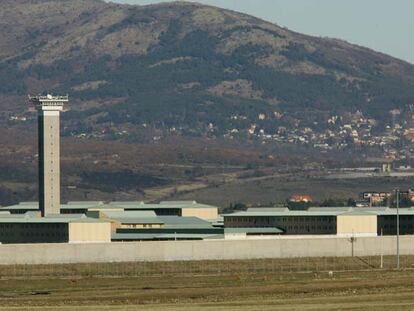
left=109, top=0, right=414, bottom=64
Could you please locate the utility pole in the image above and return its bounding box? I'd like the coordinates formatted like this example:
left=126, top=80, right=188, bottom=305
left=349, top=230, right=356, bottom=257
left=396, top=189, right=400, bottom=270
left=380, top=227, right=383, bottom=269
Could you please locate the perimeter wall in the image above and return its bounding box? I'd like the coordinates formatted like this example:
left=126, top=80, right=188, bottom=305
left=0, top=235, right=412, bottom=265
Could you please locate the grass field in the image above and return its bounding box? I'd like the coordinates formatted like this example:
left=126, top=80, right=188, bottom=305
left=1, top=257, right=414, bottom=310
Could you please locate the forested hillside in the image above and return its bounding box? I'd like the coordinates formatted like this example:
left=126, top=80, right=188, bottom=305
left=0, top=0, right=414, bottom=205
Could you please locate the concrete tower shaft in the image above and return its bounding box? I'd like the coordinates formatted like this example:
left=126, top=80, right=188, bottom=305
left=30, top=95, right=68, bottom=216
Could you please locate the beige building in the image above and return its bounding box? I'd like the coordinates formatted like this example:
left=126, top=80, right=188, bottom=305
left=1, top=201, right=220, bottom=220
left=224, top=207, right=413, bottom=237
left=181, top=206, right=218, bottom=219
left=96, top=211, right=164, bottom=232
left=61, top=201, right=219, bottom=220
left=336, top=213, right=377, bottom=237
left=0, top=214, right=111, bottom=244
left=68, top=222, right=111, bottom=243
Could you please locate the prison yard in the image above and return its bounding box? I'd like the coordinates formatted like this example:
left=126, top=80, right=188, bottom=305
left=0, top=257, right=414, bottom=310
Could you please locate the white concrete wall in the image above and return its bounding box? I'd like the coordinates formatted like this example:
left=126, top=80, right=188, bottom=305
left=0, top=235, right=412, bottom=265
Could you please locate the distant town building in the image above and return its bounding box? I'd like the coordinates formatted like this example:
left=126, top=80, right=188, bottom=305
left=382, top=163, right=392, bottom=173
left=290, top=195, right=313, bottom=203
left=398, top=189, right=414, bottom=204
left=361, top=192, right=391, bottom=206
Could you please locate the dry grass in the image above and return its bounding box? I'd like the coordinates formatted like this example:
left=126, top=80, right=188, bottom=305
left=1, top=258, right=414, bottom=310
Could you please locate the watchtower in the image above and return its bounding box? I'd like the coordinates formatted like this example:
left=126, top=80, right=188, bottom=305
left=29, top=94, right=68, bottom=216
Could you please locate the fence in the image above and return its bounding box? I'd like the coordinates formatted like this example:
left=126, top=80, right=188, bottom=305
left=0, top=255, right=413, bottom=279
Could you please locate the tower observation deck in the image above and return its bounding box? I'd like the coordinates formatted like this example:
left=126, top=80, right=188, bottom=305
left=29, top=94, right=68, bottom=216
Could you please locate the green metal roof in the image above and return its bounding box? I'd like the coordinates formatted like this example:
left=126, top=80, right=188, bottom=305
left=0, top=215, right=105, bottom=224
left=66, top=201, right=104, bottom=206
left=44, top=214, right=86, bottom=219
left=62, top=204, right=114, bottom=210
left=114, top=218, right=163, bottom=225
left=224, top=227, right=284, bottom=234
left=158, top=216, right=214, bottom=228
left=106, top=215, right=214, bottom=229
left=102, top=211, right=157, bottom=218
left=377, top=208, right=414, bottom=215
left=125, top=204, right=216, bottom=210
left=339, top=210, right=377, bottom=216
left=111, top=232, right=223, bottom=240
left=224, top=207, right=414, bottom=217
left=159, top=201, right=197, bottom=205
left=17, top=202, right=38, bottom=206
left=100, top=211, right=163, bottom=224
left=108, top=201, right=144, bottom=206
left=307, top=207, right=351, bottom=212
left=225, top=210, right=340, bottom=217
left=1, top=201, right=219, bottom=212
left=247, top=208, right=289, bottom=213
left=0, top=205, right=38, bottom=210
left=154, top=233, right=222, bottom=239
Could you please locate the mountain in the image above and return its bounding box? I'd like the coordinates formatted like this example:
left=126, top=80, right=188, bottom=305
left=2, top=0, right=414, bottom=130
left=1, top=0, right=414, bottom=205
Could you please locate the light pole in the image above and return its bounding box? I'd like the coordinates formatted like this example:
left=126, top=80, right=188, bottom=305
left=396, top=189, right=400, bottom=270
left=380, top=228, right=383, bottom=269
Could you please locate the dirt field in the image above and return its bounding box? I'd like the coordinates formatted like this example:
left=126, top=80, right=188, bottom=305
left=1, top=258, right=414, bottom=310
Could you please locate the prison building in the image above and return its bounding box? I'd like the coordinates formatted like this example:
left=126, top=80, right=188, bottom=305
left=224, top=207, right=382, bottom=237
left=90, top=210, right=165, bottom=232
left=0, top=201, right=219, bottom=220
left=224, top=227, right=284, bottom=239
left=91, top=210, right=224, bottom=241
left=0, top=213, right=111, bottom=244
left=107, top=201, right=219, bottom=219
left=377, top=209, right=414, bottom=235
left=0, top=202, right=39, bottom=214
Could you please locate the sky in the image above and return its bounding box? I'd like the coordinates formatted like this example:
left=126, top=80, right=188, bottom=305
left=109, top=0, right=414, bottom=64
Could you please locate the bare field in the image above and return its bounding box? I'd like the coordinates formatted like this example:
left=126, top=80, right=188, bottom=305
left=1, top=257, right=414, bottom=310
left=173, top=174, right=414, bottom=206
left=1, top=269, right=414, bottom=310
